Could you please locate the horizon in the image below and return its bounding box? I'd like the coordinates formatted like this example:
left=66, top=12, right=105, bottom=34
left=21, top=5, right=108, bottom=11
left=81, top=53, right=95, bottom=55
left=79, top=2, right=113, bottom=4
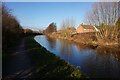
left=4, top=2, right=94, bottom=31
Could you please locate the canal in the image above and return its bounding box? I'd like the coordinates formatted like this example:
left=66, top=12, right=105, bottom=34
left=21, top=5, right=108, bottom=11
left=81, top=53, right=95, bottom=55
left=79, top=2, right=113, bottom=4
left=35, top=35, right=120, bottom=78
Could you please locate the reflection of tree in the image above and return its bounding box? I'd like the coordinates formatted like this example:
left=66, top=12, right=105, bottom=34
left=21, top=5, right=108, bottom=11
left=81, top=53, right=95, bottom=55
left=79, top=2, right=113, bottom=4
left=80, top=50, right=120, bottom=78
left=96, top=46, right=120, bottom=61
left=77, top=46, right=120, bottom=78
left=75, top=44, right=90, bottom=53
left=60, top=40, right=72, bottom=55
left=76, top=44, right=120, bottom=61
left=59, top=40, right=73, bottom=63
left=46, top=36, right=56, bottom=50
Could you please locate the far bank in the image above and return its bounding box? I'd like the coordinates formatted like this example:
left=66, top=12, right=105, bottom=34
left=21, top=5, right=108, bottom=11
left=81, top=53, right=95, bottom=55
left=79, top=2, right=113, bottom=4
left=45, top=31, right=119, bottom=49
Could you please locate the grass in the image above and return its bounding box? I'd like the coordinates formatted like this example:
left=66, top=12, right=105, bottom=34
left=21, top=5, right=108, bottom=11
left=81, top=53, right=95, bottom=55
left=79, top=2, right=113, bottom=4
left=25, top=35, right=87, bottom=79
left=3, top=35, right=87, bottom=79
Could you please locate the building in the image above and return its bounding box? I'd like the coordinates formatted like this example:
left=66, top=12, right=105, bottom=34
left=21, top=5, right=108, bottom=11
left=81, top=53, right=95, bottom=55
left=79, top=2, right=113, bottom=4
left=76, top=24, right=98, bottom=33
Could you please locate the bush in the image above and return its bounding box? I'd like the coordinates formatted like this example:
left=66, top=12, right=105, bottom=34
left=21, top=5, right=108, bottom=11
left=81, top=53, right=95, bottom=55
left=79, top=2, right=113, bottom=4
left=96, top=25, right=119, bottom=44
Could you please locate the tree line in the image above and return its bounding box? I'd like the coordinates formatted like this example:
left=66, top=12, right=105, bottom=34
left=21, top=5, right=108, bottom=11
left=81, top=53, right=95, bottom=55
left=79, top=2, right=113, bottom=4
left=44, top=2, right=119, bottom=45
left=2, top=5, right=24, bottom=51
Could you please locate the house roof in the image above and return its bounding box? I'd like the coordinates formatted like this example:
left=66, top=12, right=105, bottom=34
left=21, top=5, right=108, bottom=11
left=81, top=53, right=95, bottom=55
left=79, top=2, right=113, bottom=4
left=80, top=25, right=95, bottom=29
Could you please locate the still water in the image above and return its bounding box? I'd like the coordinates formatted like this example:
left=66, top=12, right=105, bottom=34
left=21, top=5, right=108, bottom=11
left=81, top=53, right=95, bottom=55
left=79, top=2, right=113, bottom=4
left=35, top=35, right=120, bottom=78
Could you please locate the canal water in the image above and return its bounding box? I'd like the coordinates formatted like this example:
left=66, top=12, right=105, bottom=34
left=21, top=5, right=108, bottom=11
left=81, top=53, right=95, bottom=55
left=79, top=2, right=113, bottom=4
left=35, top=35, right=120, bottom=78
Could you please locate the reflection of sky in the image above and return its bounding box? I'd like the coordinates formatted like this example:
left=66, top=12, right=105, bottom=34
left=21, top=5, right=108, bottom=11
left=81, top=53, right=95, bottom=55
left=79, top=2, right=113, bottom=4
left=35, top=35, right=120, bottom=78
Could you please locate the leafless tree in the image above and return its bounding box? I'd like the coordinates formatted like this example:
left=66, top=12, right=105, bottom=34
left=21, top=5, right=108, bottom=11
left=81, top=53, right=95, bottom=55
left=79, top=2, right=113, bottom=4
left=85, top=2, right=119, bottom=44
left=85, top=2, right=118, bottom=26
left=60, top=18, right=76, bottom=37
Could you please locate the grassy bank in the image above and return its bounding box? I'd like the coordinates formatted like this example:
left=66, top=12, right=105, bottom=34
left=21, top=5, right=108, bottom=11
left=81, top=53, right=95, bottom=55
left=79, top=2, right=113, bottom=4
left=46, top=29, right=119, bottom=48
left=46, top=33, right=98, bottom=49
left=3, top=35, right=87, bottom=79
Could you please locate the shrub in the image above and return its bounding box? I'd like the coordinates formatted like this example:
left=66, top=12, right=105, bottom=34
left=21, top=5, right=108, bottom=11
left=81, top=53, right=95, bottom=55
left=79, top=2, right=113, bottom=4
left=96, top=25, right=119, bottom=44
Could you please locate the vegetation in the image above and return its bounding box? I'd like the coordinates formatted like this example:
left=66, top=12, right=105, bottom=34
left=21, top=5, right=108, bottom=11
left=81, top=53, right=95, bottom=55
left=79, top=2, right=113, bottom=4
left=72, top=33, right=97, bottom=45
left=116, top=17, right=120, bottom=27
left=85, top=2, right=118, bottom=26
left=2, top=5, right=24, bottom=51
left=2, top=4, right=87, bottom=79
left=96, top=25, right=119, bottom=45
left=24, top=28, right=41, bottom=36
left=85, top=2, right=119, bottom=45
left=45, top=2, right=119, bottom=47
left=2, top=2, right=119, bottom=79
left=44, top=22, right=57, bottom=34
left=59, top=18, right=76, bottom=38
left=3, top=35, right=87, bottom=79
left=26, top=36, right=87, bottom=79
left=2, top=5, right=42, bottom=51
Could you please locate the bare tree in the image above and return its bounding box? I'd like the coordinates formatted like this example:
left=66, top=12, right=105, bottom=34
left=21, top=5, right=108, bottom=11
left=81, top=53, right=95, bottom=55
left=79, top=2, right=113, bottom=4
left=85, top=2, right=119, bottom=44
left=85, top=2, right=118, bottom=26
left=60, top=18, right=76, bottom=37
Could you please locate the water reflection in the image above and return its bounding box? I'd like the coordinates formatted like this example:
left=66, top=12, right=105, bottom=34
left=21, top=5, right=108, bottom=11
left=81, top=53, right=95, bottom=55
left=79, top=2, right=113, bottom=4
left=96, top=46, right=120, bottom=61
left=46, top=36, right=56, bottom=50
left=35, top=35, right=120, bottom=78
left=59, top=40, right=73, bottom=55
left=58, top=40, right=76, bottom=64
left=75, top=44, right=93, bottom=53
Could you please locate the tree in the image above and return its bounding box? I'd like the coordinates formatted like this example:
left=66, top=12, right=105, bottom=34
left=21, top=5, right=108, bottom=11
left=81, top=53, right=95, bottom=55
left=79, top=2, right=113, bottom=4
left=85, top=2, right=118, bottom=26
left=45, top=22, right=57, bottom=34
left=85, top=2, right=119, bottom=44
left=2, top=4, right=24, bottom=51
left=60, top=18, right=76, bottom=37
left=116, top=17, right=120, bottom=27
